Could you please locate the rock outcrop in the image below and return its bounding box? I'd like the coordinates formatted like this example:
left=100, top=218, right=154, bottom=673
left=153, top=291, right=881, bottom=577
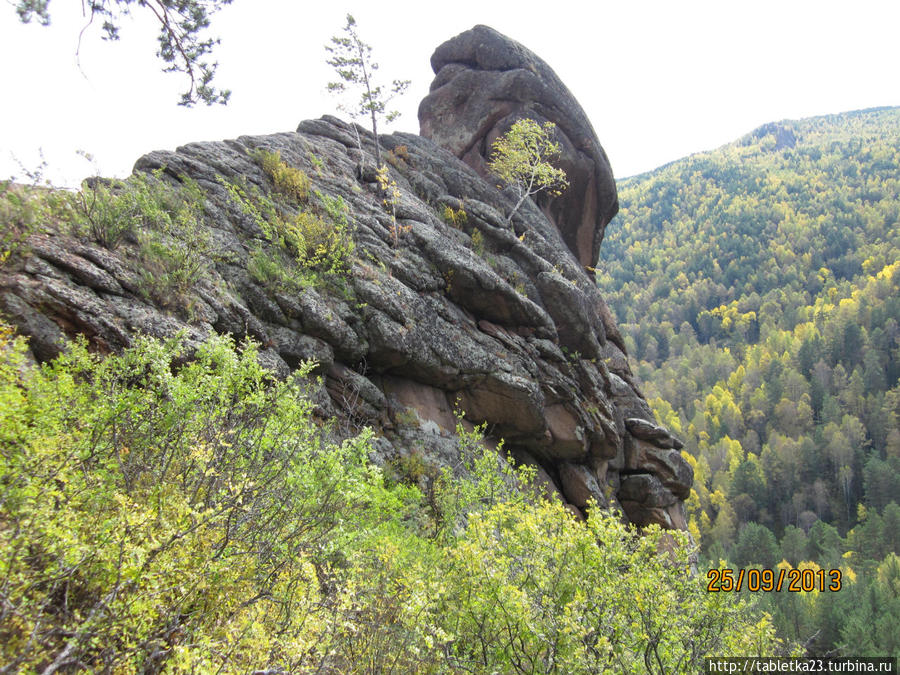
left=419, top=25, right=618, bottom=268
left=0, top=27, right=690, bottom=531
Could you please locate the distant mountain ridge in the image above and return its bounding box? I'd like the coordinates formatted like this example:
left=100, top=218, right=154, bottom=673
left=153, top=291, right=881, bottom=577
left=623, top=106, right=900, bottom=181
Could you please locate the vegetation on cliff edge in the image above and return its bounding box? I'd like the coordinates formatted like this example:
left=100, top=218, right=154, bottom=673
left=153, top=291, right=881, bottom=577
left=0, top=327, right=782, bottom=672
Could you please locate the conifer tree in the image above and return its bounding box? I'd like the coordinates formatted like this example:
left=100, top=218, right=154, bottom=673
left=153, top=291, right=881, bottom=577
left=326, top=14, right=409, bottom=170
left=12, top=0, right=233, bottom=106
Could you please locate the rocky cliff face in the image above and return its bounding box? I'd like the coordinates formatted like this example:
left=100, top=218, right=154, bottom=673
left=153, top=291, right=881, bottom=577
left=0, top=27, right=690, bottom=530
left=419, top=25, right=618, bottom=268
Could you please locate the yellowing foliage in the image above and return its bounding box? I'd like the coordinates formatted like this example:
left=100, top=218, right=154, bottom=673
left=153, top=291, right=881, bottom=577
left=0, top=327, right=783, bottom=671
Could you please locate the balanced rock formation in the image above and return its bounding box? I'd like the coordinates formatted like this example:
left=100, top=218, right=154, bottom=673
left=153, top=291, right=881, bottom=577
left=419, top=25, right=618, bottom=268
left=0, top=27, right=690, bottom=531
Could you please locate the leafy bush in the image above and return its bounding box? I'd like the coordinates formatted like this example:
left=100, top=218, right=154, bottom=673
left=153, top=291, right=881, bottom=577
left=489, top=119, right=569, bottom=225
left=2, top=170, right=215, bottom=304
left=307, top=151, right=326, bottom=173
left=133, top=175, right=217, bottom=300
left=315, top=189, right=349, bottom=228
left=0, top=328, right=412, bottom=672
left=441, top=204, right=467, bottom=228
left=386, top=144, right=410, bottom=168
left=251, top=148, right=310, bottom=202
left=375, top=166, right=408, bottom=246
left=66, top=170, right=217, bottom=302
left=0, top=326, right=784, bottom=672
left=73, top=177, right=144, bottom=248
left=223, top=177, right=354, bottom=289
left=434, top=502, right=783, bottom=673
left=470, top=228, right=486, bottom=257
left=429, top=416, right=533, bottom=541
left=0, top=181, right=75, bottom=264
left=247, top=242, right=295, bottom=289
left=388, top=448, right=436, bottom=487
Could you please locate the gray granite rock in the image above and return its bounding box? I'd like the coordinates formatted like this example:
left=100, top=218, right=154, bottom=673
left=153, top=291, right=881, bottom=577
left=0, top=30, right=690, bottom=532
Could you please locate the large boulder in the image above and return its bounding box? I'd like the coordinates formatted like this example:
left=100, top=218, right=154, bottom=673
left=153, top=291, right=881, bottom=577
left=419, top=25, right=618, bottom=268
left=1, top=31, right=688, bottom=534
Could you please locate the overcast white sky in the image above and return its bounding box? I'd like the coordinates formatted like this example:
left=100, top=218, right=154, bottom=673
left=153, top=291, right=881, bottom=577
left=3, top=0, right=899, bottom=187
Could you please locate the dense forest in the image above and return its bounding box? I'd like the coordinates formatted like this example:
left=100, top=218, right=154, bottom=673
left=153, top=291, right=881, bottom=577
left=598, top=107, right=900, bottom=656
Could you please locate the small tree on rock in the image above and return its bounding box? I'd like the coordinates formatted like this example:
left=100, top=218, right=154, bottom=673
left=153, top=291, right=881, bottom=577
left=326, top=14, right=409, bottom=170
left=488, top=119, right=568, bottom=226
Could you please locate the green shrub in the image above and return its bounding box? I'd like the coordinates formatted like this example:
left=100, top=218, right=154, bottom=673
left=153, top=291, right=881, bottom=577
left=247, top=243, right=295, bottom=289
left=336, top=416, right=788, bottom=672
left=0, top=183, right=33, bottom=264
left=2, top=170, right=216, bottom=301
left=427, top=415, right=532, bottom=541
left=54, top=170, right=218, bottom=302
left=281, top=206, right=353, bottom=281
left=386, top=144, right=410, bottom=168
left=387, top=448, right=436, bottom=487
left=0, top=327, right=412, bottom=672
left=470, top=228, right=486, bottom=256
left=130, top=173, right=216, bottom=301
left=251, top=148, right=310, bottom=202
left=73, top=177, right=143, bottom=248
left=441, top=204, right=467, bottom=228
left=307, top=151, right=326, bottom=173
left=0, top=181, right=76, bottom=263
left=223, top=177, right=354, bottom=289
left=434, top=500, right=783, bottom=672
left=315, top=189, right=349, bottom=228
left=394, top=406, right=421, bottom=427
left=0, top=326, right=787, bottom=672
left=375, top=167, right=409, bottom=246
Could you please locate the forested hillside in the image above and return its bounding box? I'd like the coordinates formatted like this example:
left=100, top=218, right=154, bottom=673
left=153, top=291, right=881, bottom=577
left=598, top=107, right=900, bottom=655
